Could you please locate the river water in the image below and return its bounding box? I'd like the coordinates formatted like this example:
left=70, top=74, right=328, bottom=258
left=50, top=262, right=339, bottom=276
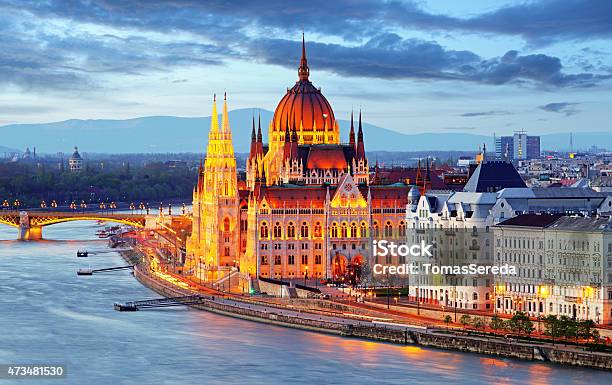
left=0, top=221, right=609, bottom=385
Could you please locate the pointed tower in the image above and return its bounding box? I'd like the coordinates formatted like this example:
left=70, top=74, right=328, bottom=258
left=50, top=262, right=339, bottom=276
left=187, top=94, right=239, bottom=278
left=415, top=158, right=422, bottom=187
left=349, top=110, right=356, bottom=149
left=420, top=158, right=432, bottom=195
left=298, top=31, right=309, bottom=81
left=249, top=116, right=257, bottom=160
left=356, top=110, right=365, bottom=160
left=353, top=110, right=369, bottom=184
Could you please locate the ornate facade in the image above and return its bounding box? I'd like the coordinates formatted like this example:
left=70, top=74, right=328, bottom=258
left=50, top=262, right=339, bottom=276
left=187, top=36, right=419, bottom=284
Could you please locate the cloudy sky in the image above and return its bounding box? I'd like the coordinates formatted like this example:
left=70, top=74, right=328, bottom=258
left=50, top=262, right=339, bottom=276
left=1, top=0, right=611, bottom=136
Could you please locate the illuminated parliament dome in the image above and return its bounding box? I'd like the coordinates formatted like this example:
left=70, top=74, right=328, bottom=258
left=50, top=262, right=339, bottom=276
left=271, top=34, right=339, bottom=145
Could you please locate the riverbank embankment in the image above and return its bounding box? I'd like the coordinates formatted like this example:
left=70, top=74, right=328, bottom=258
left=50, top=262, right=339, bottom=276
left=120, top=249, right=611, bottom=371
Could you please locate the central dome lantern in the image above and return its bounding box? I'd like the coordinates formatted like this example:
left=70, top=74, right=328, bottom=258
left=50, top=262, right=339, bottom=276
left=271, top=34, right=339, bottom=145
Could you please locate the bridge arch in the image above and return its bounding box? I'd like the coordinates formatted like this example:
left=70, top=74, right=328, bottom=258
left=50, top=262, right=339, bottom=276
left=0, top=211, right=146, bottom=240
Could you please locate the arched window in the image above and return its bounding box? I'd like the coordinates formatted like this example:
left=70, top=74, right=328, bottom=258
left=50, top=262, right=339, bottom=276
left=331, top=222, right=338, bottom=238
left=360, top=222, right=367, bottom=238
left=350, top=222, right=357, bottom=238
left=398, top=221, right=406, bottom=237
left=287, top=222, right=295, bottom=238
left=384, top=221, right=393, bottom=237
left=224, top=180, right=229, bottom=195
left=314, top=222, right=322, bottom=238
left=473, top=292, right=478, bottom=301
left=223, top=217, right=230, bottom=232
left=372, top=221, right=379, bottom=237
left=300, top=222, right=309, bottom=238
left=273, top=222, right=282, bottom=239
left=260, top=222, right=268, bottom=238
left=341, top=223, right=348, bottom=238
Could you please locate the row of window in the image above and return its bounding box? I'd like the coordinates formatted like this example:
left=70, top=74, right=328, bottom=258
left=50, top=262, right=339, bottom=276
left=259, top=220, right=409, bottom=239
left=260, top=255, right=322, bottom=265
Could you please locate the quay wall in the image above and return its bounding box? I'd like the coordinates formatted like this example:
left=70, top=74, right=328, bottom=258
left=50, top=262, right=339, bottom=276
left=129, top=261, right=612, bottom=370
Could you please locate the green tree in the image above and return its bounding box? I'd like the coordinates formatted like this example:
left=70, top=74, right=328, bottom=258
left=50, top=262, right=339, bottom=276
left=558, top=315, right=577, bottom=341
left=577, top=320, right=597, bottom=342
left=471, top=317, right=486, bottom=331
left=544, top=315, right=561, bottom=343
left=459, top=314, right=471, bottom=329
left=508, top=312, right=534, bottom=335
left=443, top=315, right=452, bottom=327
left=489, top=314, right=505, bottom=332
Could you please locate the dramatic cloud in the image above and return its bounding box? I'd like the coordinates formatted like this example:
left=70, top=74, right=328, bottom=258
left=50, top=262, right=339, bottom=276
left=538, top=102, right=581, bottom=116
left=463, top=0, right=612, bottom=45
left=0, top=10, right=237, bottom=90
left=251, top=35, right=609, bottom=87
left=7, top=0, right=611, bottom=44
left=0, top=1, right=610, bottom=91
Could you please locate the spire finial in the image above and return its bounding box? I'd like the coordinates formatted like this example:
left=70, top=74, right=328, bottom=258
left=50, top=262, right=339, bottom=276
left=349, top=109, right=356, bottom=148
left=251, top=115, right=256, bottom=141
left=298, top=32, right=309, bottom=81
left=221, top=91, right=230, bottom=133
left=210, top=93, right=219, bottom=134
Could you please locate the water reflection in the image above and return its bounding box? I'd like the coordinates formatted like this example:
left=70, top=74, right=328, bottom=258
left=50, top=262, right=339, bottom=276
left=0, top=222, right=608, bottom=385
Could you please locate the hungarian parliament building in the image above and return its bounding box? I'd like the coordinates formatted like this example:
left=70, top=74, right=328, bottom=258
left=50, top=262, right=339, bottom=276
left=185, top=37, right=423, bottom=283
left=184, top=37, right=612, bottom=323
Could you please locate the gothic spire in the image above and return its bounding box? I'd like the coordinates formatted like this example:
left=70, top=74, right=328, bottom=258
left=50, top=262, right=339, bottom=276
left=251, top=116, right=256, bottom=142
left=349, top=110, right=356, bottom=148
left=210, top=94, right=219, bottom=135
left=356, top=109, right=365, bottom=159
left=298, top=31, right=309, bottom=81
left=221, top=91, right=230, bottom=134
left=257, top=114, right=262, bottom=142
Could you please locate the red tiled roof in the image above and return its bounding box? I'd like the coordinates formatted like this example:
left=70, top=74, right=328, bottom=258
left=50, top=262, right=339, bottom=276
left=306, top=146, right=348, bottom=170
left=376, top=167, right=449, bottom=189
left=260, top=186, right=328, bottom=208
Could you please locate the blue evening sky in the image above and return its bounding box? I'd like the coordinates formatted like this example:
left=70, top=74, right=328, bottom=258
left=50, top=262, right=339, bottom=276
left=1, top=0, right=611, bottom=136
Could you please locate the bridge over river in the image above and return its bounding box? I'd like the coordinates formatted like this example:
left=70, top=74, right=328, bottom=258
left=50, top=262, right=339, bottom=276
left=0, top=210, right=151, bottom=240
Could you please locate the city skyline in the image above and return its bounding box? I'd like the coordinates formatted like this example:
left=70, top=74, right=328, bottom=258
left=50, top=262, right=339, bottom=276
left=1, top=0, right=611, bottom=137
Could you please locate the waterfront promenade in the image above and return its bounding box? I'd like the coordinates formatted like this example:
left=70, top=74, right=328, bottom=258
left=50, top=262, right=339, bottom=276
left=123, top=235, right=612, bottom=370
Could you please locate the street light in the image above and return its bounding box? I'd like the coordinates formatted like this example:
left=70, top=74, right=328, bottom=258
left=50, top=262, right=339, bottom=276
left=80, top=200, right=87, bottom=213
left=304, top=266, right=308, bottom=285
left=51, top=200, right=57, bottom=209
left=40, top=200, right=46, bottom=209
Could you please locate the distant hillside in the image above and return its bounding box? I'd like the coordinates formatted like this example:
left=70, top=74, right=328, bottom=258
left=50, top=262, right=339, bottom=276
left=1, top=109, right=610, bottom=153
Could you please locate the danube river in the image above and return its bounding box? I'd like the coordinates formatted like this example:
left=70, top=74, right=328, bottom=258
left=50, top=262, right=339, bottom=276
left=0, top=221, right=609, bottom=385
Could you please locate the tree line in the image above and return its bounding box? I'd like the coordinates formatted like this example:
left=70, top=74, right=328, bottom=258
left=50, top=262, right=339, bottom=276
left=443, top=312, right=601, bottom=344
left=0, top=162, right=196, bottom=208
